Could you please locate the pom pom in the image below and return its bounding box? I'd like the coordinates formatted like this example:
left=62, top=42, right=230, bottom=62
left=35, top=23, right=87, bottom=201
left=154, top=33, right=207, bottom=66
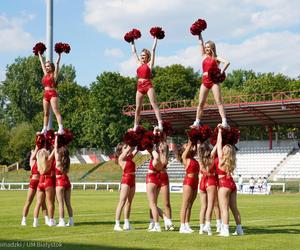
left=63, top=43, right=71, bottom=54
left=132, top=29, right=141, bottom=39
left=57, top=128, right=74, bottom=148
left=123, top=131, right=139, bottom=147
left=150, top=27, right=165, bottom=39
left=162, top=121, right=173, bottom=136
left=36, top=134, right=46, bottom=149
left=209, top=68, right=226, bottom=83
left=138, top=131, right=154, bottom=151
left=135, top=126, right=146, bottom=141
left=45, top=130, right=55, bottom=149
left=187, top=128, right=199, bottom=144
left=210, top=127, right=240, bottom=146
left=124, top=31, right=134, bottom=43
left=198, top=125, right=213, bottom=143
left=33, top=42, right=46, bottom=56
left=54, top=42, right=64, bottom=54
left=190, top=19, right=207, bottom=36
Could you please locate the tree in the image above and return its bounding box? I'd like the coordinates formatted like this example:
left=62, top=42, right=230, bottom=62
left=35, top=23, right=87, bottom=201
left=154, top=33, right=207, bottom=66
left=0, top=122, right=9, bottom=164
left=222, top=69, right=256, bottom=90
left=152, top=64, right=200, bottom=102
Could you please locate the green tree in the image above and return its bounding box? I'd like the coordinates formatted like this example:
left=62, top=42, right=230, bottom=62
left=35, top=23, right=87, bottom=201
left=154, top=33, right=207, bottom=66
left=222, top=69, right=257, bottom=90
left=0, top=122, right=9, bottom=164
left=153, top=64, right=200, bottom=102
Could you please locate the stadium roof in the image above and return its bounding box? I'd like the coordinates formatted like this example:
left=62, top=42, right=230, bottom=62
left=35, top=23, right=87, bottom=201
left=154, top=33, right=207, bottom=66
left=123, top=90, right=300, bottom=133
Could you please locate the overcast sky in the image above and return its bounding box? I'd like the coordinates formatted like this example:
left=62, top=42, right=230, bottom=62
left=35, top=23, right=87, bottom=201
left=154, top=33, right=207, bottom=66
left=1, top=0, right=299, bottom=86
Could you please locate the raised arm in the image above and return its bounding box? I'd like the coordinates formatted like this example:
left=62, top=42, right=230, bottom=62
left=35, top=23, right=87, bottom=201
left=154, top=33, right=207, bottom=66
left=131, top=41, right=140, bottom=64
left=198, top=33, right=205, bottom=57
left=216, top=124, right=223, bottom=160
left=216, top=56, right=230, bottom=74
left=38, top=52, right=47, bottom=75
left=182, top=140, right=192, bottom=167
left=118, top=145, right=132, bottom=169
left=210, top=144, right=218, bottom=159
left=29, top=146, right=39, bottom=167
left=54, top=53, right=61, bottom=80
left=149, top=37, right=157, bottom=69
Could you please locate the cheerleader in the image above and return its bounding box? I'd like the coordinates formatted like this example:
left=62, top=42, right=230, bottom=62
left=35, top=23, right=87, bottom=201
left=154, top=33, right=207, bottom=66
left=38, top=51, right=64, bottom=134
left=33, top=148, right=56, bottom=227
left=21, top=146, right=49, bottom=226
left=198, top=142, right=218, bottom=235
left=191, top=33, right=230, bottom=128
left=215, top=125, right=243, bottom=236
left=53, top=135, right=73, bottom=227
left=130, top=37, right=163, bottom=131
left=178, top=140, right=199, bottom=233
left=114, top=143, right=138, bottom=231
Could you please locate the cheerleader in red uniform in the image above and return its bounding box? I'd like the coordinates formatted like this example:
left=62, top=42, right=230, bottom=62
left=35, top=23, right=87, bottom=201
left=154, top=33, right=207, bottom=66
left=21, top=146, right=49, bottom=226
left=198, top=142, right=218, bottom=235
left=178, top=140, right=199, bottom=233
left=215, top=124, right=243, bottom=236
left=191, top=33, right=230, bottom=128
left=33, top=148, right=56, bottom=227
left=114, top=143, right=138, bottom=231
left=38, top=52, right=64, bottom=134
left=53, top=135, right=73, bottom=227
left=130, top=38, right=163, bottom=131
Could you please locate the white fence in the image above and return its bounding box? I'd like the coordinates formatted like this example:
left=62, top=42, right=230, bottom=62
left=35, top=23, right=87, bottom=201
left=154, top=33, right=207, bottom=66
left=0, top=182, right=285, bottom=194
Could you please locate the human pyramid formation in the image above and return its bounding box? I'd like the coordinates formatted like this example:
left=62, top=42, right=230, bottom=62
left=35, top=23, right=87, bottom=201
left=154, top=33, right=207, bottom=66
left=21, top=42, right=74, bottom=227
left=113, top=19, right=243, bottom=237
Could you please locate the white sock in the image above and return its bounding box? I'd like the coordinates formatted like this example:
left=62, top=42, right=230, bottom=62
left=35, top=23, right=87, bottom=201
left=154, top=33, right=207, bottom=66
left=223, top=224, right=229, bottom=230
left=42, top=126, right=47, bottom=132
left=33, top=218, right=38, bottom=223
left=124, top=219, right=129, bottom=226
left=200, top=224, right=204, bottom=230
left=22, top=216, right=26, bottom=221
left=154, top=222, right=160, bottom=228
left=180, top=223, right=185, bottom=229
left=185, top=222, right=190, bottom=229
left=59, top=124, right=63, bottom=130
left=59, top=217, right=65, bottom=222
left=216, top=219, right=221, bottom=226
left=222, top=118, right=227, bottom=126
left=115, top=220, right=120, bottom=226
left=205, top=221, right=211, bottom=227
left=193, top=119, right=200, bottom=126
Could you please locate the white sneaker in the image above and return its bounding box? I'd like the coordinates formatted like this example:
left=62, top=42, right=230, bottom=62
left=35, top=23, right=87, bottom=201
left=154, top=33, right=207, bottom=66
left=222, top=122, right=230, bottom=129
left=199, top=229, right=204, bottom=234
left=148, top=222, right=154, bottom=230
left=21, top=219, right=26, bottom=226
left=165, top=224, right=175, bottom=231
left=190, top=121, right=200, bottom=128
left=123, top=224, right=132, bottom=231
left=179, top=226, right=192, bottom=234
left=57, top=220, right=66, bottom=227
left=218, top=229, right=230, bottom=237
left=33, top=221, right=39, bottom=227
left=48, top=219, right=56, bottom=227
left=185, top=225, right=194, bottom=233
left=232, top=228, right=244, bottom=236
left=57, top=128, right=64, bottom=135
left=158, top=124, right=163, bottom=131
left=216, top=224, right=222, bottom=233
left=114, top=225, right=123, bottom=231
left=148, top=225, right=161, bottom=232
left=40, top=128, right=47, bottom=134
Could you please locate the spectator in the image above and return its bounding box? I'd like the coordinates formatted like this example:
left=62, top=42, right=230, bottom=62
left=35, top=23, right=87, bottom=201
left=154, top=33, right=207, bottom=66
left=263, top=177, right=268, bottom=193
left=249, top=177, right=255, bottom=194
left=257, top=177, right=263, bottom=193
left=238, top=175, right=243, bottom=193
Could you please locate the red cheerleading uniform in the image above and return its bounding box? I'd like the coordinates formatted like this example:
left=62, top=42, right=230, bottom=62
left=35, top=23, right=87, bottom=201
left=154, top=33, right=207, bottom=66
left=137, top=64, right=153, bottom=95
left=160, top=165, right=169, bottom=187
left=199, top=161, right=218, bottom=192
left=38, top=160, right=55, bottom=191
left=55, top=166, right=71, bottom=190
left=183, top=158, right=199, bottom=190
left=146, top=159, right=161, bottom=187
left=29, top=162, right=40, bottom=190
left=42, top=74, right=58, bottom=102
left=215, top=158, right=237, bottom=191
left=121, top=155, right=136, bottom=188
left=202, top=56, right=219, bottom=89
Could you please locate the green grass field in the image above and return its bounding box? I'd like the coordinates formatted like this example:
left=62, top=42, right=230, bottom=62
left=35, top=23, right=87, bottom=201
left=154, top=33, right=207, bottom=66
left=0, top=191, right=299, bottom=250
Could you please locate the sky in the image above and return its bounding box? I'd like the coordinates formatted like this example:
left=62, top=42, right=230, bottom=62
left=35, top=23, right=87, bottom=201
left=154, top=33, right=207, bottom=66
left=0, top=0, right=300, bottom=87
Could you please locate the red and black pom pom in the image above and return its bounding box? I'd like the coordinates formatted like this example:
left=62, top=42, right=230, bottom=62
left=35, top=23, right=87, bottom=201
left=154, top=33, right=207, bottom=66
left=198, top=125, right=213, bottom=143
left=57, top=128, right=74, bottom=148
left=190, top=19, right=207, bottom=36
left=123, top=131, right=139, bottom=147
left=138, top=131, right=154, bottom=151
left=209, top=68, right=226, bottom=83
left=36, top=134, right=46, bottom=149
left=63, top=43, right=71, bottom=53
left=210, top=127, right=240, bottom=146
left=55, top=42, right=71, bottom=54
left=45, top=130, right=55, bottom=149
left=132, top=29, right=141, bottom=39
left=124, top=29, right=141, bottom=43
left=150, top=27, right=165, bottom=39
left=187, top=128, right=200, bottom=144
left=33, top=42, right=46, bottom=56
left=162, top=121, right=173, bottom=136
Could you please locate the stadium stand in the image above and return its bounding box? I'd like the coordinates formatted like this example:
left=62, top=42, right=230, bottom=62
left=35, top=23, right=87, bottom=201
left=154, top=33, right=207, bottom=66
left=274, top=150, right=300, bottom=179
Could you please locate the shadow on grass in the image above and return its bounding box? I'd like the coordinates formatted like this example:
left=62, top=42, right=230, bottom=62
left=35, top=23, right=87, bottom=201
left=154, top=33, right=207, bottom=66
left=79, top=162, right=106, bottom=181
left=0, top=240, right=158, bottom=250
left=235, top=224, right=300, bottom=235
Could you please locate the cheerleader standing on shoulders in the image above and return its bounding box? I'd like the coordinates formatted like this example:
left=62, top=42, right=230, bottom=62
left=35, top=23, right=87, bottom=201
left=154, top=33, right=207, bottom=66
left=130, top=37, right=163, bottom=131
left=53, top=135, right=73, bottom=227
left=178, top=140, right=199, bottom=233
left=33, top=148, right=56, bottom=227
left=191, top=32, right=230, bottom=128
left=198, top=142, right=218, bottom=235
left=38, top=51, right=64, bottom=134
left=215, top=125, right=243, bottom=236
left=114, top=143, right=138, bottom=231
left=21, top=146, right=49, bottom=226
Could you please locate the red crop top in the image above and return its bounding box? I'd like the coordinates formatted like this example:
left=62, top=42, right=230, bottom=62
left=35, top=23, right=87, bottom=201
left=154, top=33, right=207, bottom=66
left=186, top=158, right=200, bottom=175
left=42, top=74, right=56, bottom=88
left=31, top=162, right=39, bottom=175
left=137, top=64, right=151, bottom=79
left=215, top=157, right=228, bottom=175
left=148, top=159, right=160, bottom=172
left=202, top=56, right=219, bottom=73
left=123, top=155, right=136, bottom=174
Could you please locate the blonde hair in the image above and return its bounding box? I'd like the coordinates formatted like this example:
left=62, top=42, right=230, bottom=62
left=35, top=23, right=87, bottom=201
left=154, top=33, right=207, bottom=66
left=205, top=40, right=217, bottom=58
left=158, top=141, right=168, bottom=166
left=198, top=142, right=213, bottom=171
left=57, top=146, right=70, bottom=174
left=141, top=49, right=151, bottom=62
left=220, top=144, right=236, bottom=174
left=36, top=149, right=50, bottom=174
